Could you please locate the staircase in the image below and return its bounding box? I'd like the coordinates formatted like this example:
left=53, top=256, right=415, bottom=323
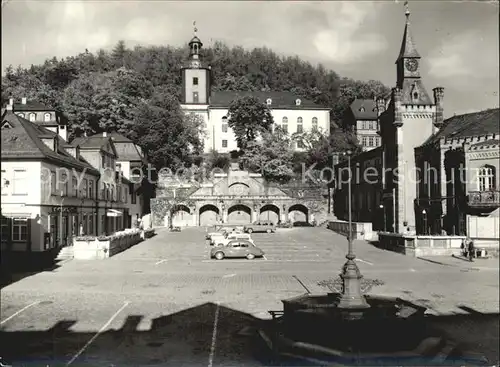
left=56, top=246, right=74, bottom=261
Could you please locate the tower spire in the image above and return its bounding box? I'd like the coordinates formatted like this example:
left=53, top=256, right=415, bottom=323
left=397, top=0, right=420, bottom=61
left=193, top=21, right=198, bottom=36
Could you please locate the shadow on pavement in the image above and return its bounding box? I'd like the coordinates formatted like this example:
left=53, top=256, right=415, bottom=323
left=0, top=302, right=498, bottom=366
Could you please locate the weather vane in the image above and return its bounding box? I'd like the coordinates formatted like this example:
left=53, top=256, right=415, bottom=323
left=193, top=21, right=198, bottom=36
left=404, top=1, right=410, bottom=17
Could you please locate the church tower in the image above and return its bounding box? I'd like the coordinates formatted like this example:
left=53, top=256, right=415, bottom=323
left=181, top=22, right=211, bottom=105
left=379, top=1, right=444, bottom=234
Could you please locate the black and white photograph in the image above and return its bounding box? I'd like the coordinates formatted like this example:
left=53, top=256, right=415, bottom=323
left=1, top=0, right=499, bottom=366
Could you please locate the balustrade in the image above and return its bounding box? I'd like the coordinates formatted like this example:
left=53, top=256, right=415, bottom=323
left=468, top=190, right=500, bottom=207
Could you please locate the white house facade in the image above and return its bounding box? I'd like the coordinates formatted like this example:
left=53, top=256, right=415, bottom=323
left=179, top=32, right=330, bottom=154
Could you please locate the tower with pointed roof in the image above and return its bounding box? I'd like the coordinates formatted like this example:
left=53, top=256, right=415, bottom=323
left=378, top=1, right=445, bottom=234
left=181, top=22, right=211, bottom=105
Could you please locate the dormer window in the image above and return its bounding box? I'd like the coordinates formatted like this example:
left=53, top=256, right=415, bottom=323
left=359, top=107, right=365, bottom=112
left=17, top=113, right=24, bottom=118
left=44, top=113, right=51, bottom=122
left=413, top=92, right=419, bottom=99
left=266, top=98, right=272, bottom=105
left=1, top=122, right=12, bottom=129
left=295, top=99, right=301, bottom=106
left=29, top=113, right=36, bottom=122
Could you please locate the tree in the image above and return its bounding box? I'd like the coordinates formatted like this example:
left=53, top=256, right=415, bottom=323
left=227, top=96, right=273, bottom=150
left=241, top=127, right=294, bottom=183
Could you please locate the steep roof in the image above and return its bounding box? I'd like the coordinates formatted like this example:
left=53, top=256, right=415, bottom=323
left=350, top=99, right=378, bottom=120
left=397, top=14, right=421, bottom=60
left=1, top=111, right=99, bottom=174
left=421, top=108, right=500, bottom=146
left=109, top=132, right=146, bottom=163
left=209, top=91, right=328, bottom=110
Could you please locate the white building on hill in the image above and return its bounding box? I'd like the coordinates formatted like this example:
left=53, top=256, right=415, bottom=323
left=179, top=31, right=331, bottom=153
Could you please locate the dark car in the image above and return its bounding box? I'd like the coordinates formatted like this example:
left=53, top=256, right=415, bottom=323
left=211, top=240, right=265, bottom=260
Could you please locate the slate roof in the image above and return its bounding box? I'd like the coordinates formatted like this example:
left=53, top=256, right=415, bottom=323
left=209, top=91, right=328, bottom=110
left=421, top=108, right=500, bottom=146
left=11, top=101, right=51, bottom=111
left=1, top=111, right=99, bottom=174
left=70, top=134, right=118, bottom=157
left=397, top=18, right=421, bottom=60
left=350, top=99, right=378, bottom=120
left=109, top=132, right=146, bottom=163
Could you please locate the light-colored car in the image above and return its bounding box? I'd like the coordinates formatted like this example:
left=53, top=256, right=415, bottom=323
left=211, top=240, right=265, bottom=260
left=212, top=232, right=253, bottom=247
left=244, top=221, right=276, bottom=234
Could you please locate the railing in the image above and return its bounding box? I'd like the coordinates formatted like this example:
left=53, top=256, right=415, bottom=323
left=468, top=190, right=500, bottom=207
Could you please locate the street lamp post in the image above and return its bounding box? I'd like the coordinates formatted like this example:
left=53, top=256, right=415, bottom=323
left=422, top=209, right=427, bottom=235
left=59, top=190, right=64, bottom=247
left=337, top=150, right=370, bottom=311
left=379, top=204, right=386, bottom=232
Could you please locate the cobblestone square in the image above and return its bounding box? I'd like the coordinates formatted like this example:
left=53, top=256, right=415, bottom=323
left=1, top=227, right=499, bottom=365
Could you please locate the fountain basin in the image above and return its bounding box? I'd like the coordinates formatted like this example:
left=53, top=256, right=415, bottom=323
left=258, top=293, right=489, bottom=365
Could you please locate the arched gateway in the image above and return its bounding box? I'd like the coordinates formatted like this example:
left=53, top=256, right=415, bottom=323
left=288, top=203, right=309, bottom=223
left=260, top=204, right=280, bottom=224
left=171, top=204, right=193, bottom=227
left=227, top=204, right=251, bottom=224
left=199, top=204, right=220, bottom=226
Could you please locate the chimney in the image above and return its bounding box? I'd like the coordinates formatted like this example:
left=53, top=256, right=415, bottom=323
left=376, top=97, right=386, bottom=116
left=392, top=87, right=403, bottom=128
left=433, top=87, right=445, bottom=129
left=103, top=131, right=107, bottom=137
left=21, top=97, right=27, bottom=105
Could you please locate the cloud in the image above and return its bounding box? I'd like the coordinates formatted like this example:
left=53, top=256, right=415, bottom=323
left=312, top=2, right=387, bottom=64
left=427, top=31, right=498, bottom=80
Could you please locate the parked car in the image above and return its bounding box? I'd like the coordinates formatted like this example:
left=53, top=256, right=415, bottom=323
left=211, top=240, right=265, bottom=260
left=293, top=221, right=314, bottom=227
left=170, top=226, right=181, bottom=232
left=212, top=232, right=253, bottom=246
left=244, top=222, right=276, bottom=233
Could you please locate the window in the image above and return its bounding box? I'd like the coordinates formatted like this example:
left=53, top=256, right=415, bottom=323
left=295, top=99, right=301, bottom=106
left=88, top=179, right=93, bottom=199
left=12, top=218, right=28, bottom=241
left=1, top=169, right=7, bottom=195
left=222, top=123, right=228, bottom=133
left=362, top=136, right=368, bottom=146
left=478, top=165, right=496, bottom=191
left=124, top=187, right=128, bottom=203
left=368, top=136, right=374, bottom=147
left=359, top=107, right=365, bottom=112
left=29, top=113, right=36, bottom=122
left=117, top=186, right=121, bottom=202
left=110, top=186, right=114, bottom=201
left=1, top=217, right=9, bottom=242
left=101, top=154, right=106, bottom=168
left=12, top=169, right=27, bottom=195
left=193, top=92, right=199, bottom=103
left=82, top=179, right=88, bottom=198
left=72, top=178, right=78, bottom=197
left=17, top=113, right=24, bottom=118
left=413, top=92, right=419, bottom=99
left=281, top=117, right=288, bottom=133
left=44, top=113, right=51, bottom=122
left=296, top=117, right=303, bottom=133
left=297, top=141, right=305, bottom=149
left=131, top=190, right=137, bottom=204
left=193, top=77, right=199, bottom=85
left=83, top=213, right=87, bottom=235
left=116, top=163, right=121, bottom=172
left=59, top=172, right=68, bottom=196
left=222, top=139, right=228, bottom=148
left=51, top=172, right=56, bottom=195
left=266, top=98, right=272, bottom=105
left=312, top=117, right=318, bottom=131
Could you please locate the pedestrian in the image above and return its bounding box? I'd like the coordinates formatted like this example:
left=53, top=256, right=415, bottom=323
left=468, top=238, right=475, bottom=262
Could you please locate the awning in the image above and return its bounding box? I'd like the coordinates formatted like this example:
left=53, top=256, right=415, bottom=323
left=107, top=209, right=123, bottom=217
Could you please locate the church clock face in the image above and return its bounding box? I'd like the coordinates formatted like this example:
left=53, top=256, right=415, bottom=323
left=405, top=59, right=419, bottom=72
left=191, top=60, right=201, bottom=68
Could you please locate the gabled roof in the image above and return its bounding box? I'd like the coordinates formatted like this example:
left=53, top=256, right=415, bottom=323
left=421, top=108, right=500, bottom=146
left=109, top=132, right=146, bottom=163
left=349, top=99, right=378, bottom=120
left=209, top=91, right=328, bottom=110
left=1, top=111, right=99, bottom=174
left=71, top=134, right=118, bottom=157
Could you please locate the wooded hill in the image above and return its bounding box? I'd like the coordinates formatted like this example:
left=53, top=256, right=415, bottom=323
left=1, top=40, right=389, bottom=175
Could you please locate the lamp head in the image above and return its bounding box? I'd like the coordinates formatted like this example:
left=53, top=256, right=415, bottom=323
left=346, top=149, right=352, bottom=156
left=422, top=209, right=426, bottom=214
left=379, top=204, right=384, bottom=209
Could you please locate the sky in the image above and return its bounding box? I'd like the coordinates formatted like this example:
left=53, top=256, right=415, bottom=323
left=1, top=0, right=499, bottom=118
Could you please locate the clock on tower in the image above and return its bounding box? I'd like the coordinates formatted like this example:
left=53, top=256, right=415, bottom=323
left=405, top=58, right=418, bottom=72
